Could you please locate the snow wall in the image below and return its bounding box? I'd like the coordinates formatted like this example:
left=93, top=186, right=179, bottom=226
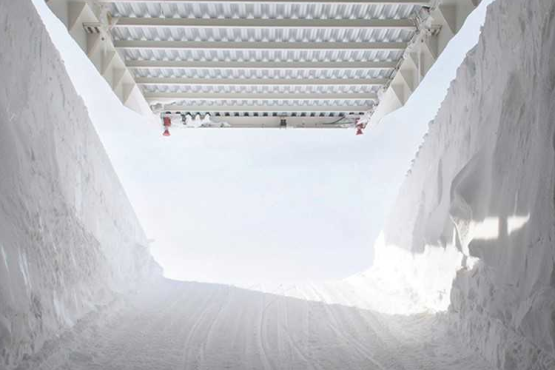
left=376, top=0, right=555, bottom=368
left=0, top=0, right=161, bottom=368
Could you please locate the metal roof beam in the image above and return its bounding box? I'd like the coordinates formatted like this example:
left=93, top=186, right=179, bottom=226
left=136, top=77, right=387, bottom=86
left=114, top=18, right=416, bottom=30
left=158, top=105, right=371, bottom=113
left=145, top=92, right=378, bottom=101
left=208, top=116, right=360, bottom=128
left=126, top=60, right=399, bottom=70
left=100, top=0, right=428, bottom=4
left=114, top=40, right=407, bottom=51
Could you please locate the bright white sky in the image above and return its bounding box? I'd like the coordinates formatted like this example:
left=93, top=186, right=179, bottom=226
left=35, top=0, right=493, bottom=286
left=122, top=128, right=403, bottom=284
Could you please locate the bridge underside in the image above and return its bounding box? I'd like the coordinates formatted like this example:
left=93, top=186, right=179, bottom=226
left=47, top=0, right=480, bottom=129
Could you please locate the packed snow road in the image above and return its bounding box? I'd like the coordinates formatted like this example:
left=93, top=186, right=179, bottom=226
left=21, top=279, right=493, bottom=370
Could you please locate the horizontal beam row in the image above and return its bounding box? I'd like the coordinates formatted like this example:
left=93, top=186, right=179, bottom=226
left=136, top=77, right=388, bottom=85
left=158, top=105, right=371, bottom=113
left=114, top=18, right=416, bottom=30
left=114, top=40, right=408, bottom=51
left=126, top=60, right=399, bottom=70
left=100, top=0, right=429, bottom=5
left=145, top=92, right=378, bottom=101
left=197, top=116, right=360, bottom=128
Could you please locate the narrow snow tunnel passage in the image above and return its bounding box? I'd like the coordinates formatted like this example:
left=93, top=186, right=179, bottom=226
left=33, top=0, right=496, bottom=287
left=1, top=0, right=555, bottom=369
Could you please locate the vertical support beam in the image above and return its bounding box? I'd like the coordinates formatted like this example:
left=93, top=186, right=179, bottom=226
left=67, top=2, right=99, bottom=52
left=437, top=4, right=457, bottom=35
left=399, top=51, right=418, bottom=93
left=86, top=32, right=105, bottom=74
left=420, top=33, right=438, bottom=78
left=369, top=0, right=480, bottom=126
left=433, top=0, right=479, bottom=55
left=389, top=83, right=406, bottom=107
left=86, top=33, right=103, bottom=57
left=122, top=83, right=136, bottom=104
left=47, top=0, right=152, bottom=115
left=68, top=2, right=87, bottom=35
left=112, top=68, right=127, bottom=89
left=101, top=50, right=117, bottom=77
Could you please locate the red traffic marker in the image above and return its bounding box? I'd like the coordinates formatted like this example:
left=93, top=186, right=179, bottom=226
left=356, top=122, right=364, bottom=136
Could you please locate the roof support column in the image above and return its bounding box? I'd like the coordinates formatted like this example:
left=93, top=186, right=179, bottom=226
left=368, top=0, right=480, bottom=126
left=432, top=0, right=479, bottom=55
left=419, top=32, right=439, bottom=78
left=47, top=0, right=151, bottom=115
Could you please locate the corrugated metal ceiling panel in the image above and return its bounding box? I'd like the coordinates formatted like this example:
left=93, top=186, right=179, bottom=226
left=112, top=27, right=415, bottom=43
left=122, top=49, right=404, bottom=63
left=110, top=3, right=421, bottom=21
left=163, top=99, right=375, bottom=107
left=132, top=67, right=393, bottom=80
left=140, top=84, right=381, bottom=94
left=168, top=111, right=366, bottom=117
left=107, top=1, right=421, bottom=117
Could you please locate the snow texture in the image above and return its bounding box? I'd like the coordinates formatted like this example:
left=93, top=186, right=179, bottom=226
left=379, top=0, right=555, bottom=368
left=0, top=0, right=160, bottom=368
left=12, top=277, right=498, bottom=370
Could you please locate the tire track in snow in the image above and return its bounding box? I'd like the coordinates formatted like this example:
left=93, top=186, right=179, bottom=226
left=257, top=285, right=300, bottom=370
left=280, top=298, right=323, bottom=370
left=197, top=287, right=233, bottom=370
left=27, top=280, right=496, bottom=370
left=258, top=293, right=276, bottom=370
left=295, top=286, right=326, bottom=370
left=99, top=283, right=192, bottom=369
left=307, top=284, right=392, bottom=370
left=180, top=286, right=221, bottom=370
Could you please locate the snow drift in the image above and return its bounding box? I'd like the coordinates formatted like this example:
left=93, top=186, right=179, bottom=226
left=374, top=0, right=555, bottom=368
left=0, top=0, right=160, bottom=368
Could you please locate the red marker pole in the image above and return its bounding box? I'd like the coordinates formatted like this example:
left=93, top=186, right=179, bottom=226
left=356, top=122, right=364, bottom=136
left=162, top=116, right=171, bottom=137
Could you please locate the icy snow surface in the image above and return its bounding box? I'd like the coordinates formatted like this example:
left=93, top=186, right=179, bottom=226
left=1, top=0, right=555, bottom=369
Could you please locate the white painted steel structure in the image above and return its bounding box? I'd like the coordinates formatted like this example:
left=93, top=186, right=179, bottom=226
left=47, top=0, right=481, bottom=129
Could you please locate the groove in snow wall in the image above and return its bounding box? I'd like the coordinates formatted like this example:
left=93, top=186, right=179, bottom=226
left=380, top=0, right=555, bottom=368
left=0, top=0, right=162, bottom=368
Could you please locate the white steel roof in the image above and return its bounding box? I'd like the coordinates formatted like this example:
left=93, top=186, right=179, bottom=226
left=109, top=2, right=421, bottom=21
left=105, top=0, right=427, bottom=119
